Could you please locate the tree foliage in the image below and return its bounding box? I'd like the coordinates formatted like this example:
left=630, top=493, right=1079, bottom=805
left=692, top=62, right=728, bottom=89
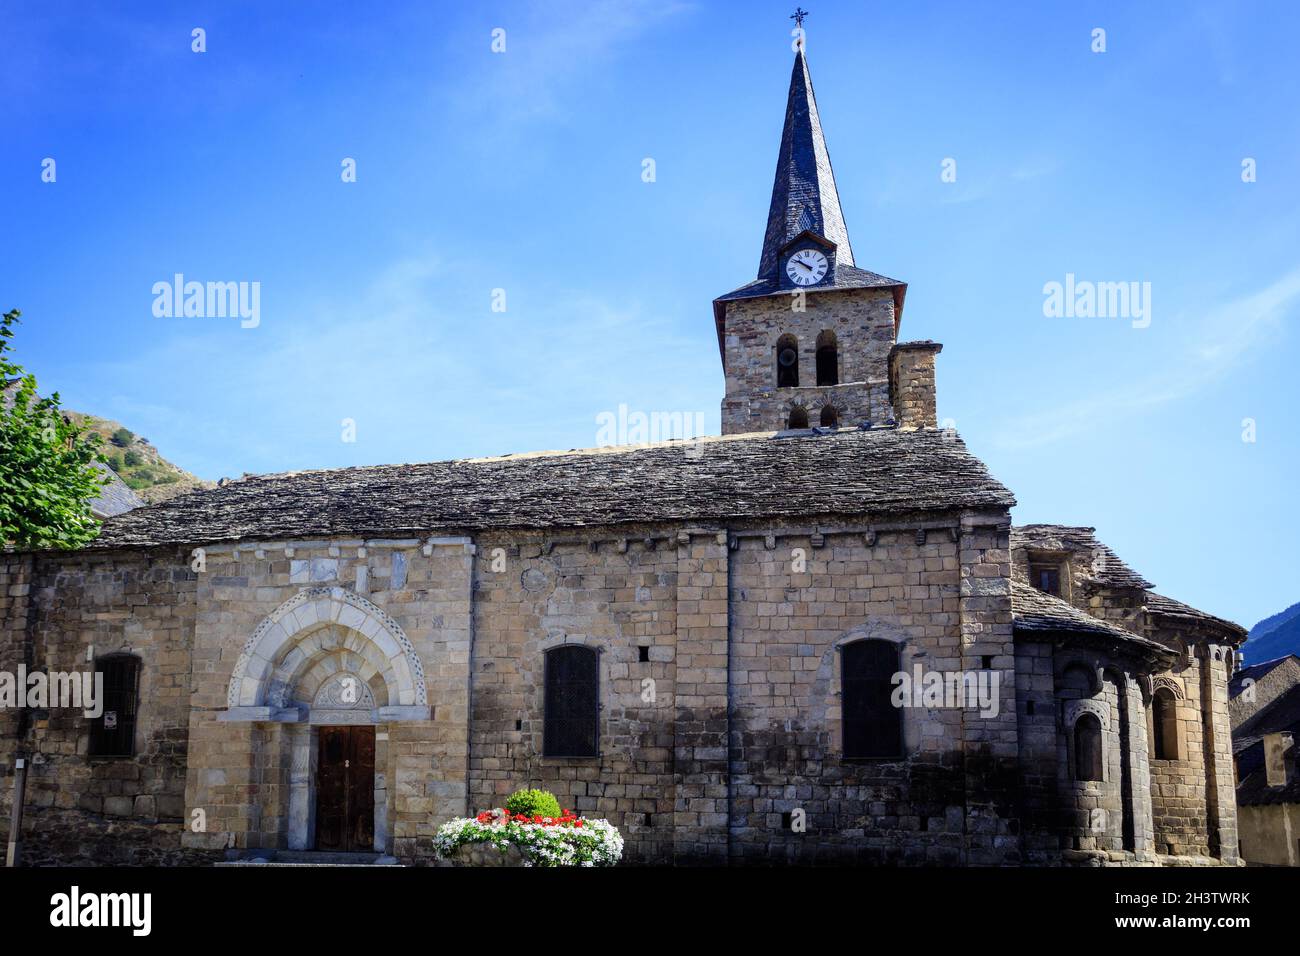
left=0, top=308, right=107, bottom=549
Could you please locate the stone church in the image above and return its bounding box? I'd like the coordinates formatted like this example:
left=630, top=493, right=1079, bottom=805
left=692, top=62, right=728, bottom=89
left=0, top=45, right=1246, bottom=866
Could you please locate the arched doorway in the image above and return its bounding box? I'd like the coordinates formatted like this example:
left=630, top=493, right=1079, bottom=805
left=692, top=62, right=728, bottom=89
left=221, top=586, right=430, bottom=852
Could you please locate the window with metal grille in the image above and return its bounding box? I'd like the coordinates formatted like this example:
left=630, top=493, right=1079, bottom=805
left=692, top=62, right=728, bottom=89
left=544, top=645, right=599, bottom=758
left=89, top=655, right=140, bottom=757
left=841, top=639, right=902, bottom=759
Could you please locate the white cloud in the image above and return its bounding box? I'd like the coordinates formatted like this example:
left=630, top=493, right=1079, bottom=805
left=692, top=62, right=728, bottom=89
left=994, top=268, right=1300, bottom=449
left=88, top=248, right=704, bottom=478
left=450, top=0, right=692, bottom=129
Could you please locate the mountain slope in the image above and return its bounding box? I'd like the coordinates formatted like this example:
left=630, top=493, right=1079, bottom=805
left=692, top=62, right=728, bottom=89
left=67, top=412, right=212, bottom=504
left=1244, top=602, right=1300, bottom=667
left=1250, top=600, right=1300, bottom=639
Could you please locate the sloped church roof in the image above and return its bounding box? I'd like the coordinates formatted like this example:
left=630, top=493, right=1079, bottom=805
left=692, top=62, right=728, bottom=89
left=89, top=428, right=1015, bottom=549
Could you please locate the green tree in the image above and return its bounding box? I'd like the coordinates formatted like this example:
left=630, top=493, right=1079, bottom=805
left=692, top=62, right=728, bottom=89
left=110, top=426, right=134, bottom=448
left=0, top=309, right=107, bottom=549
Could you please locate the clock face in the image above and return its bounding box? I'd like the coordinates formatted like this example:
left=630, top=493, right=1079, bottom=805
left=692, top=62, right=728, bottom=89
left=786, top=248, right=828, bottom=286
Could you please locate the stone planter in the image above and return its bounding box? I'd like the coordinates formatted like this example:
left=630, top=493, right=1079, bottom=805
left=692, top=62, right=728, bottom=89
left=449, top=841, right=529, bottom=867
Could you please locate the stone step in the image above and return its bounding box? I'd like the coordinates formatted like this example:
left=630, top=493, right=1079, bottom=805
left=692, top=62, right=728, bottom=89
left=217, top=850, right=402, bottom=867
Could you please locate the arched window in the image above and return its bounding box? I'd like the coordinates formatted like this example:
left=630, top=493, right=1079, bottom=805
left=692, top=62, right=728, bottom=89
left=1074, top=713, right=1103, bottom=781
left=815, top=330, right=838, bottom=386
left=1057, top=663, right=1095, bottom=700
left=787, top=406, right=809, bottom=429
left=90, top=654, right=140, bottom=757
left=1150, top=688, right=1179, bottom=760
left=841, top=639, right=902, bottom=759
left=544, top=645, right=599, bottom=757
left=819, top=405, right=839, bottom=427
left=775, top=334, right=799, bottom=388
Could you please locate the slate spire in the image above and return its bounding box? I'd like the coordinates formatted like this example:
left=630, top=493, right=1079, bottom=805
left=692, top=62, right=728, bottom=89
left=757, top=45, right=855, bottom=278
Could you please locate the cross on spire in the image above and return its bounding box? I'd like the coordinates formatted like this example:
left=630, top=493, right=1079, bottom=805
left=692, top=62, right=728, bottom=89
left=790, top=7, right=809, bottom=30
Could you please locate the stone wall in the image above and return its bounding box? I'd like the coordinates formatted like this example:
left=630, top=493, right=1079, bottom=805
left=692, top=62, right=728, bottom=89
left=1143, top=658, right=1211, bottom=856
left=0, top=547, right=207, bottom=865
left=955, top=514, right=1021, bottom=864
left=888, top=342, right=942, bottom=429
left=0, top=553, right=34, bottom=841
left=721, top=288, right=897, bottom=433
left=726, top=521, right=968, bottom=864
left=1238, top=803, right=1300, bottom=866
left=1017, top=643, right=1158, bottom=865
left=2, top=506, right=1240, bottom=867
left=179, top=537, right=473, bottom=860
left=467, top=527, right=681, bottom=865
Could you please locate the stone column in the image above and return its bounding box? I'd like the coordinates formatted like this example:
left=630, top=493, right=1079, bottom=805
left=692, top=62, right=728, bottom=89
left=1125, top=678, right=1157, bottom=859
left=671, top=530, right=730, bottom=864
left=957, top=511, right=1020, bottom=865
left=1199, top=645, right=1240, bottom=863
left=286, top=724, right=315, bottom=849
left=888, top=341, right=943, bottom=428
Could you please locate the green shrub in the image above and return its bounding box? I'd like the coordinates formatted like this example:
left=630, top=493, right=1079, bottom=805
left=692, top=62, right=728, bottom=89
left=110, top=427, right=134, bottom=448
left=105, top=454, right=123, bottom=473
left=123, top=450, right=142, bottom=467
left=505, top=788, right=562, bottom=819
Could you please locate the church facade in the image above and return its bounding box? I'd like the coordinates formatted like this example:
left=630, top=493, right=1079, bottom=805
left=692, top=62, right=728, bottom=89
left=0, top=46, right=1245, bottom=867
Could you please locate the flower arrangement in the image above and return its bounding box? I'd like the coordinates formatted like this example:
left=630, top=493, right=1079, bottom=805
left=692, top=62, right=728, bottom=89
left=434, top=798, right=624, bottom=867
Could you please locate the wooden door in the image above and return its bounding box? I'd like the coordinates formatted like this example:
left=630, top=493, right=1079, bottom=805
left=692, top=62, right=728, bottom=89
left=315, top=726, right=375, bottom=852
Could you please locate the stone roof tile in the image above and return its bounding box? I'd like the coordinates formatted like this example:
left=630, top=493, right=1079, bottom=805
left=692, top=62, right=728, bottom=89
left=1011, top=579, right=1174, bottom=661
left=1145, top=591, right=1247, bottom=642
left=85, top=427, right=1015, bottom=550
left=1012, top=524, right=1154, bottom=589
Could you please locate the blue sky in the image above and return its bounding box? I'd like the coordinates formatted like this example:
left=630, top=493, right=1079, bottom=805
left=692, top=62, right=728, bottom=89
left=2, top=1, right=1297, bottom=630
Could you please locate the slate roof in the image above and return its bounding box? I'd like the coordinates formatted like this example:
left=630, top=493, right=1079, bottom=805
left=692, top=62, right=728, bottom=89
left=83, top=427, right=1016, bottom=550
left=1233, top=676, right=1300, bottom=805
left=1145, top=591, right=1247, bottom=641
left=1010, top=580, right=1175, bottom=662
left=1232, top=655, right=1300, bottom=694
left=757, top=47, right=855, bottom=278
left=715, top=264, right=905, bottom=304
left=1012, top=524, right=1154, bottom=589
left=710, top=48, right=908, bottom=360
left=89, top=461, right=145, bottom=518
left=1236, top=761, right=1300, bottom=807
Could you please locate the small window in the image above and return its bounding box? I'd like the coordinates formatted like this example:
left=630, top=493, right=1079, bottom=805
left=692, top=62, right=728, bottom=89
left=775, top=334, right=799, bottom=388
left=544, top=645, right=599, bottom=757
left=841, top=639, right=902, bottom=759
left=638, top=645, right=650, bottom=663
left=819, top=405, right=839, bottom=427
left=788, top=406, right=809, bottom=429
left=89, top=655, right=140, bottom=757
left=1074, top=713, right=1103, bottom=781
left=1030, top=563, right=1061, bottom=596
left=815, top=330, right=838, bottom=386
left=1150, top=689, right=1179, bottom=760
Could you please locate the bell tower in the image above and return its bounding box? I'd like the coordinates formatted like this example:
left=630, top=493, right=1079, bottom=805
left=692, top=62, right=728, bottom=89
left=713, top=36, right=938, bottom=435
